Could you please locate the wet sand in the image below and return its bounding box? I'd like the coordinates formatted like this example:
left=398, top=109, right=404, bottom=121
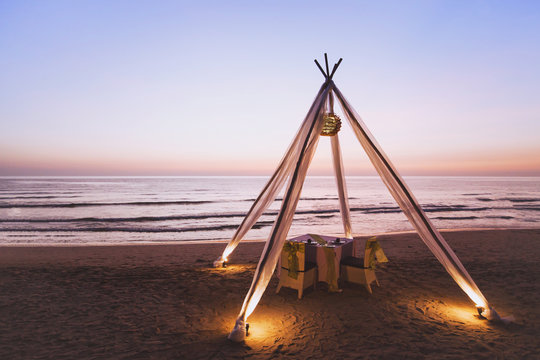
left=1, top=229, right=539, bottom=359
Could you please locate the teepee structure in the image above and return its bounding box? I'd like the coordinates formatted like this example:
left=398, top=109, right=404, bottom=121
left=218, top=55, right=501, bottom=342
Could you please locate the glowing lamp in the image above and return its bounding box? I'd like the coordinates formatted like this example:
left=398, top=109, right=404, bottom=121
left=476, top=305, right=485, bottom=318
left=320, top=113, right=341, bottom=136
left=213, top=257, right=225, bottom=268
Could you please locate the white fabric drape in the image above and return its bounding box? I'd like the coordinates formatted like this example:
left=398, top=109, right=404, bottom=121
left=331, top=134, right=352, bottom=239
left=333, top=85, right=489, bottom=309
left=326, top=90, right=353, bottom=239
left=216, top=85, right=329, bottom=265
left=228, top=82, right=332, bottom=341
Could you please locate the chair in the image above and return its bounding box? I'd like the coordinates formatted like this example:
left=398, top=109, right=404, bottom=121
left=340, top=237, right=387, bottom=294
left=276, top=241, right=317, bottom=299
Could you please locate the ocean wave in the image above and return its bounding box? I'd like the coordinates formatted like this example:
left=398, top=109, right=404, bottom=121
left=350, top=206, right=401, bottom=214
left=0, top=191, right=80, bottom=195
left=0, top=221, right=274, bottom=233
left=513, top=205, right=540, bottom=211
left=424, top=205, right=490, bottom=213
left=502, top=197, right=540, bottom=203
left=350, top=205, right=490, bottom=214
left=0, top=213, right=248, bottom=223
left=243, top=196, right=353, bottom=202
left=433, top=215, right=514, bottom=220
left=475, top=197, right=540, bottom=203
left=0, top=204, right=502, bottom=224
left=0, top=195, right=80, bottom=200
left=0, top=200, right=213, bottom=208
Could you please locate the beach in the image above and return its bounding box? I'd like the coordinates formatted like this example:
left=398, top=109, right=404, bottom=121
left=1, top=228, right=539, bottom=359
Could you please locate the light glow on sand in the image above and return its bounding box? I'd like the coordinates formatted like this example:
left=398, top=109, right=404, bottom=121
left=243, top=310, right=286, bottom=344
left=447, top=305, right=489, bottom=326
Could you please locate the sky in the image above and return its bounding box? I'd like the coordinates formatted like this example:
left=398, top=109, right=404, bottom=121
left=1, top=0, right=539, bottom=176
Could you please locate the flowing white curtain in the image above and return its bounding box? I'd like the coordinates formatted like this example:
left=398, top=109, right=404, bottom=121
left=216, top=84, right=330, bottom=265
left=228, top=82, right=332, bottom=341
left=333, top=85, right=489, bottom=309
left=326, top=90, right=353, bottom=239
left=331, top=133, right=352, bottom=238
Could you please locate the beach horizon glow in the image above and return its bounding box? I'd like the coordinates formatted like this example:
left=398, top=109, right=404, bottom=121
left=1, top=1, right=539, bottom=177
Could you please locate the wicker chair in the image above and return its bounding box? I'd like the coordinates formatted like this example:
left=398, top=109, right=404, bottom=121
left=276, top=242, right=317, bottom=299
left=340, top=237, right=386, bottom=294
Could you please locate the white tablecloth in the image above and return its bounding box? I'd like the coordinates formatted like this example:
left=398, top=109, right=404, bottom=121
left=285, top=234, right=354, bottom=285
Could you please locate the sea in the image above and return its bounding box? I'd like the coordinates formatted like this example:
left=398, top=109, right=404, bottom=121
left=0, top=176, right=539, bottom=245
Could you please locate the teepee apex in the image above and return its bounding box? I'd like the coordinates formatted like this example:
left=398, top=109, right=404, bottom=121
left=314, top=53, right=343, bottom=80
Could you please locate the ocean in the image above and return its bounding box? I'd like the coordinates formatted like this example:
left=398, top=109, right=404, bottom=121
left=0, top=176, right=539, bottom=245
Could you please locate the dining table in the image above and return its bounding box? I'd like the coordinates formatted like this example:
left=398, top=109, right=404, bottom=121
left=283, top=233, right=355, bottom=292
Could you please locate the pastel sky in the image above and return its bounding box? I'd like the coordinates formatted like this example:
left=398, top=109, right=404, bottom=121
left=1, top=0, right=539, bottom=176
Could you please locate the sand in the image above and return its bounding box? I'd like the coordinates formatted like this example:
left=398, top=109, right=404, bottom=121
left=1, top=228, right=539, bottom=359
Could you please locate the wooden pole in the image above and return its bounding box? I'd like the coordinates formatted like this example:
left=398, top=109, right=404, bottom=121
left=324, top=53, right=330, bottom=77
left=314, top=59, right=327, bottom=78
left=330, top=58, right=343, bottom=79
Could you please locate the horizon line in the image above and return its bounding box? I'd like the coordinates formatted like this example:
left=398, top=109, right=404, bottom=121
left=2, top=174, right=540, bottom=179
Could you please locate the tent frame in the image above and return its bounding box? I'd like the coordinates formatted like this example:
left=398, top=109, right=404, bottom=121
left=220, top=55, right=500, bottom=342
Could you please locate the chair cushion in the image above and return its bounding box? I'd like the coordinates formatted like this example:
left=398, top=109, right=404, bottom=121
left=282, top=261, right=317, bottom=272
left=304, top=261, right=317, bottom=271
left=341, top=256, right=365, bottom=268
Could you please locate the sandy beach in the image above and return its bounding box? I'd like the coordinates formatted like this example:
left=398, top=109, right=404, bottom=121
left=1, top=228, right=539, bottom=359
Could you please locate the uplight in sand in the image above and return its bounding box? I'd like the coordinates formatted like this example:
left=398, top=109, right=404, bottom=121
left=448, top=305, right=489, bottom=325
left=213, top=255, right=229, bottom=268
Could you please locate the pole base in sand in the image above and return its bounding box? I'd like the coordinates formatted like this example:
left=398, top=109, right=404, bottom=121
left=478, top=305, right=514, bottom=324
left=228, top=318, right=246, bottom=342
left=213, top=259, right=224, bottom=268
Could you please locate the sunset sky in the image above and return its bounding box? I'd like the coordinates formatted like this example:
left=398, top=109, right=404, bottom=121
left=1, top=1, right=539, bottom=176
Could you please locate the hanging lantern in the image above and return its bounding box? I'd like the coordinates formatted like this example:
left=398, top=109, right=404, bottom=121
left=321, top=113, right=341, bottom=136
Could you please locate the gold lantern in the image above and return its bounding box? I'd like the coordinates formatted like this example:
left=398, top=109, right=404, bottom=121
left=320, top=113, right=341, bottom=136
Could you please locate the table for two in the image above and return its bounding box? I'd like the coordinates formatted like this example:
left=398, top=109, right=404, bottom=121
left=277, top=234, right=354, bottom=294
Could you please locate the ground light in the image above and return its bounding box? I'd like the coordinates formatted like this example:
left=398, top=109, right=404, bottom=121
left=213, top=256, right=228, bottom=268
